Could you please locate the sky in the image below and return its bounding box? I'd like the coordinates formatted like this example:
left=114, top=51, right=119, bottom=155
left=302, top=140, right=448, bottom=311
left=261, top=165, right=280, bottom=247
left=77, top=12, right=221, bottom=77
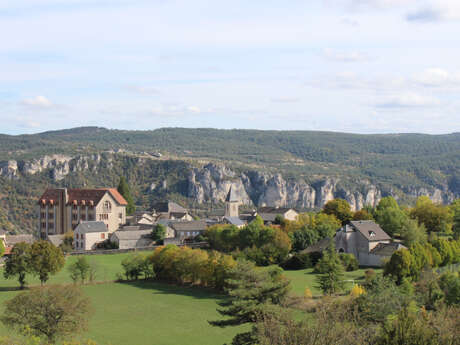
left=1, top=0, right=459, bottom=135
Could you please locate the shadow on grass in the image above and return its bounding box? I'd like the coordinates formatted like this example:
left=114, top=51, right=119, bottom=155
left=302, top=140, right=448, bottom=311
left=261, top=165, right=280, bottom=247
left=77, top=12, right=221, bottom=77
left=119, top=280, right=228, bottom=302
left=0, top=286, right=26, bottom=292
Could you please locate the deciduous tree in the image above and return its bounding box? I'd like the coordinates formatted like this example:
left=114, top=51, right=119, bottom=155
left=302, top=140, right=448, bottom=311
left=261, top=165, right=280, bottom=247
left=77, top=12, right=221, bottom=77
left=322, top=199, right=353, bottom=225
left=1, top=285, right=91, bottom=344
left=28, top=241, right=65, bottom=285
left=3, top=242, right=30, bottom=289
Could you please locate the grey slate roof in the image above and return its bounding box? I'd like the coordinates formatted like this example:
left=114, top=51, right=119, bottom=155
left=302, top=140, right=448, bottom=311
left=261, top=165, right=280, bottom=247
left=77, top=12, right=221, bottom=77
left=258, top=207, right=295, bottom=214
left=225, top=186, right=239, bottom=202
left=0, top=229, right=7, bottom=236
left=170, top=221, right=207, bottom=232
left=75, top=221, right=108, bottom=233
left=223, top=216, right=245, bottom=227
left=152, top=201, right=188, bottom=214
left=370, top=242, right=406, bottom=256
left=5, top=234, right=35, bottom=246
left=120, top=224, right=152, bottom=231
left=113, top=229, right=152, bottom=240
left=349, top=221, right=391, bottom=241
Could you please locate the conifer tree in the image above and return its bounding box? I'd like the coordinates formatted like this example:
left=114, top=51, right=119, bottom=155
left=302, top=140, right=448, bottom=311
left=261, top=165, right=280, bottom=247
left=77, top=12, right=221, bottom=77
left=117, top=176, right=135, bottom=215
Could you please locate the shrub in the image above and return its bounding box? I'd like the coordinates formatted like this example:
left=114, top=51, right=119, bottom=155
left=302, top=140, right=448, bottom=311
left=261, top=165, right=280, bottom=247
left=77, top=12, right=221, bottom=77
left=438, top=272, right=460, bottom=306
left=339, top=253, right=359, bottom=271
left=280, top=253, right=312, bottom=270
left=350, top=284, right=365, bottom=298
left=121, top=254, right=153, bottom=280
left=304, top=287, right=313, bottom=299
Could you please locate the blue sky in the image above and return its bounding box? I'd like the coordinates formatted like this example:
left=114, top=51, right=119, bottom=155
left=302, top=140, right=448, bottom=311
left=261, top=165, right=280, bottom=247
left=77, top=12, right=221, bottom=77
left=1, top=0, right=459, bottom=134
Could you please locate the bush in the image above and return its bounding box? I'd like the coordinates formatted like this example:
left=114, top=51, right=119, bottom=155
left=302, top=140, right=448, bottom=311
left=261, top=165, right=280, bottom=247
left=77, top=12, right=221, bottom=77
left=280, top=253, right=312, bottom=270
left=96, top=239, right=118, bottom=250
left=438, top=272, right=460, bottom=306
left=339, top=253, right=359, bottom=271
left=121, top=254, right=153, bottom=280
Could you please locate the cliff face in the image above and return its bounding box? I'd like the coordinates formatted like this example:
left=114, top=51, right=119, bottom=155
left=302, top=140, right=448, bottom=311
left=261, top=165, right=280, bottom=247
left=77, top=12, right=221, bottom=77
left=0, top=155, right=457, bottom=211
left=187, top=163, right=456, bottom=210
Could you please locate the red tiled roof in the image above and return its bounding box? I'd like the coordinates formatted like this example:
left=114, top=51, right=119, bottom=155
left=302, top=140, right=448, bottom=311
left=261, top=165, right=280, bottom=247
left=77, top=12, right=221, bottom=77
left=39, top=188, right=128, bottom=206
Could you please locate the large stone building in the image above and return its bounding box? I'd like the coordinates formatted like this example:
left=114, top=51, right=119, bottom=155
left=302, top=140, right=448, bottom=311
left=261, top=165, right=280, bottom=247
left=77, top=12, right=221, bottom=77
left=38, top=188, right=127, bottom=238
left=335, top=220, right=403, bottom=266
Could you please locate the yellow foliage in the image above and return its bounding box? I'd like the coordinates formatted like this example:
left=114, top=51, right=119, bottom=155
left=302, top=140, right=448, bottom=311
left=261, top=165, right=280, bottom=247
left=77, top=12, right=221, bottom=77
left=304, top=287, right=313, bottom=299
left=350, top=284, right=365, bottom=297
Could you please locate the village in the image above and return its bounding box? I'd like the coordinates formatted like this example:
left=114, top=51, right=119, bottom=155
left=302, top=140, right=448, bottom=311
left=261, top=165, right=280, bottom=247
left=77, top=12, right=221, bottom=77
left=0, top=184, right=408, bottom=270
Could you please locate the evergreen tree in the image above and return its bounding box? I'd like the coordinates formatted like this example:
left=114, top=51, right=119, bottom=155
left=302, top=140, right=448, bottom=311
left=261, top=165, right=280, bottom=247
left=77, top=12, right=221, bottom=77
left=151, top=223, right=166, bottom=243
left=210, top=260, right=290, bottom=345
left=117, top=176, right=135, bottom=215
left=315, top=243, right=345, bottom=295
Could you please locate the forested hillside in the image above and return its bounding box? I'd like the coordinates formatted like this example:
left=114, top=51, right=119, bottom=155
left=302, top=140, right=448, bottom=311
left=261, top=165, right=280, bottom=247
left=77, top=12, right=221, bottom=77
left=0, top=127, right=459, bottom=233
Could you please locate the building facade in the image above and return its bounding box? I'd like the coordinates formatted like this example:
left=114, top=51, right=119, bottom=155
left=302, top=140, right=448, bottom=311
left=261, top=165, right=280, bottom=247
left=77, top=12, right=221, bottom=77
left=38, top=188, right=127, bottom=239
left=74, top=221, right=109, bottom=251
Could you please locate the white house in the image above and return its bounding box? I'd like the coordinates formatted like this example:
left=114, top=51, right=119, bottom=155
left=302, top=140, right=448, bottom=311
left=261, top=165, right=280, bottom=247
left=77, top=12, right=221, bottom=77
left=74, top=221, right=109, bottom=251
left=257, top=207, right=299, bottom=224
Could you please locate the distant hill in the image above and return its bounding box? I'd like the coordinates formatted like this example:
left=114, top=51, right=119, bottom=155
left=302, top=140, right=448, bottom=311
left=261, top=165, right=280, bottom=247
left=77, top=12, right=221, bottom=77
left=0, top=127, right=459, bottom=233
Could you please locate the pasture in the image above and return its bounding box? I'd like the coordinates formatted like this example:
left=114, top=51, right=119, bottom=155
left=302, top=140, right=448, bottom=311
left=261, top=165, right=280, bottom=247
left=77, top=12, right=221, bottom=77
left=0, top=251, right=380, bottom=344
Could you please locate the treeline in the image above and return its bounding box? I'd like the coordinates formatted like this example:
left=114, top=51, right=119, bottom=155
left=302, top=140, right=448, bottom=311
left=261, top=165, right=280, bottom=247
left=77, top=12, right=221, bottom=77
left=120, top=245, right=237, bottom=291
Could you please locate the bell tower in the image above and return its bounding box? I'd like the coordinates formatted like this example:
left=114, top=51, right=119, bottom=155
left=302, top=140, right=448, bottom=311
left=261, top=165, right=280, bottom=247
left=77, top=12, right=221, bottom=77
left=224, top=186, right=239, bottom=218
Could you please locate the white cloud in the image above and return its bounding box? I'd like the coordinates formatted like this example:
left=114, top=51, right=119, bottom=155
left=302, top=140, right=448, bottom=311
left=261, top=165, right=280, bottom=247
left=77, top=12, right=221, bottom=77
left=415, top=68, right=460, bottom=87
left=187, top=106, right=201, bottom=113
left=20, top=95, right=53, bottom=108
left=323, top=48, right=371, bottom=62
left=270, top=97, right=300, bottom=103
left=407, top=1, right=460, bottom=22
left=376, top=92, right=440, bottom=108
left=150, top=104, right=203, bottom=116
left=125, top=85, right=160, bottom=94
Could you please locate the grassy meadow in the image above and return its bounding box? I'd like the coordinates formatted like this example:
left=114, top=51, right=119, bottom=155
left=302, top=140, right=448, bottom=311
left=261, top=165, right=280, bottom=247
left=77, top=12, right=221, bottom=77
left=0, top=252, right=380, bottom=344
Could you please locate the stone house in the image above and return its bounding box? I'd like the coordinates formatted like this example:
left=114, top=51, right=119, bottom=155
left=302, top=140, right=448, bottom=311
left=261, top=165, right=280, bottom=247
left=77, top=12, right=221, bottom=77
left=335, top=220, right=402, bottom=266
left=74, top=221, right=109, bottom=251
left=38, top=188, right=127, bottom=238
left=169, top=221, right=208, bottom=242
left=257, top=207, right=299, bottom=224
left=151, top=201, right=193, bottom=222
left=110, top=229, right=154, bottom=249
left=3, top=234, right=35, bottom=255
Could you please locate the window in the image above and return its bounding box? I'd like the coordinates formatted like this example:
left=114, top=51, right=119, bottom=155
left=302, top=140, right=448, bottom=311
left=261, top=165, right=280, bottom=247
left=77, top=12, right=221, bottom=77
left=369, top=231, right=376, bottom=238
left=101, top=233, right=105, bottom=239
left=99, top=214, right=109, bottom=221
left=81, top=234, right=85, bottom=240
left=103, top=201, right=112, bottom=213
left=119, top=212, right=123, bottom=220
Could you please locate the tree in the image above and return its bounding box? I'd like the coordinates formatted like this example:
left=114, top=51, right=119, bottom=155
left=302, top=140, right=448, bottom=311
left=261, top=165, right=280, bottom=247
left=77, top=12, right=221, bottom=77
left=59, top=231, right=74, bottom=254
left=353, top=209, right=374, bottom=221
left=450, top=199, right=460, bottom=239
left=322, top=199, right=353, bottom=225
left=410, top=196, right=453, bottom=234
left=384, top=249, right=414, bottom=284
left=210, top=260, right=290, bottom=344
left=1, top=285, right=91, bottom=343
left=28, top=241, right=65, bottom=285
left=0, top=239, right=5, bottom=257
left=117, top=176, right=135, bottom=215
left=315, top=243, right=345, bottom=295
left=3, top=242, right=30, bottom=289
left=374, top=197, right=409, bottom=237
left=151, top=223, right=166, bottom=243
left=400, top=218, right=427, bottom=247
left=68, top=256, right=90, bottom=284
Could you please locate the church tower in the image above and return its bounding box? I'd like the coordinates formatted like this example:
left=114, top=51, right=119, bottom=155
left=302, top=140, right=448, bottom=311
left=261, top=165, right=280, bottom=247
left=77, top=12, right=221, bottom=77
left=225, top=186, right=239, bottom=218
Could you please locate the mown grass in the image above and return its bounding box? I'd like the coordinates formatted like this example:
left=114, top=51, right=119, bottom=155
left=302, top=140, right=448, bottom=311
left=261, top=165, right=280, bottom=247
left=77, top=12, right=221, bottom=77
left=0, top=252, right=380, bottom=344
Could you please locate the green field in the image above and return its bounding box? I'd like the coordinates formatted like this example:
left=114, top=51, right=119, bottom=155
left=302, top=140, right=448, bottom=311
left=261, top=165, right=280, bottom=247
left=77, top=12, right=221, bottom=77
left=0, top=252, right=380, bottom=344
